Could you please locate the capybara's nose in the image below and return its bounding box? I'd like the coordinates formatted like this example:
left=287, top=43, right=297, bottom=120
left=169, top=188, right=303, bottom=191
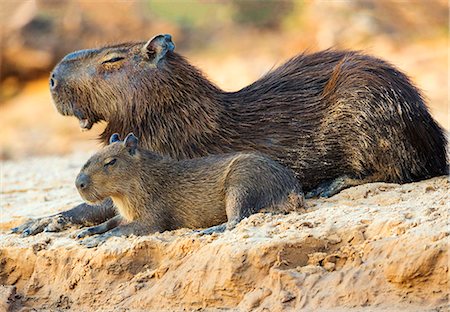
left=76, top=173, right=90, bottom=191
left=49, top=72, right=57, bottom=90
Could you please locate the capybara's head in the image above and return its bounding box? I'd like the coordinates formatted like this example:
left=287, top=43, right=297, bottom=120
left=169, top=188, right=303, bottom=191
left=76, top=133, right=141, bottom=204
left=49, top=34, right=175, bottom=130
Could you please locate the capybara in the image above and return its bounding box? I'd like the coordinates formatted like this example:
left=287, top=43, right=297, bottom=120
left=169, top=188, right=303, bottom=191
left=13, top=34, right=447, bottom=236
left=74, top=133, right=303, bottom=247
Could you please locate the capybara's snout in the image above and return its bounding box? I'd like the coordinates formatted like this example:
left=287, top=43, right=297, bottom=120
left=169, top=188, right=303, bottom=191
left=75, top=173, right=90, bottom=192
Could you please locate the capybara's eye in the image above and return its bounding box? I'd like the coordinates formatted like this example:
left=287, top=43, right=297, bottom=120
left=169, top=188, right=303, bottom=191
left=104, top=158, right=117, bottom=167
left=101, top=57, right=124, bottom=65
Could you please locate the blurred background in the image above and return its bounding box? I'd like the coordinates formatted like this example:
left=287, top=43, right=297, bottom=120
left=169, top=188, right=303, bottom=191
left=0, top=0, right=448, bottom=160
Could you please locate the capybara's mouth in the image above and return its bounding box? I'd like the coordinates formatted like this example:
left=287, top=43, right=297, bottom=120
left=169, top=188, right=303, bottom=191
left=51, top=91, right=96, bottom=131
left=83, top=198, right=102, bottom=205
left=78, top=190, right=104, bottom=206
left=78, top=118, right=94, bottom=131
left=73, top=105, right=94, bottom=131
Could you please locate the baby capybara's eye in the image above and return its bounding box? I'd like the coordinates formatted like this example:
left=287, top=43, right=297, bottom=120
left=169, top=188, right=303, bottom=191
left=104, top=158, right=117, bottom=167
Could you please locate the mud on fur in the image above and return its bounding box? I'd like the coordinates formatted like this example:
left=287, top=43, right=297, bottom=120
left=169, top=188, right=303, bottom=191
left=74, top=133, right=304, bottom=247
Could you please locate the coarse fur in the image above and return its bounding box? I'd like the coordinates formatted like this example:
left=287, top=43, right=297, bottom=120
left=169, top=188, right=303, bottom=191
left=13, top=34, right=447, bottom=236
left=74, top=133, right=304, bottom=246
left=50, top=35, right=447, bottom=191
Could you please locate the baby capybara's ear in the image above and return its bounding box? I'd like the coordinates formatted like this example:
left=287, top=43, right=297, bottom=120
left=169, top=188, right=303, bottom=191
left=109, top=133, right=120, bottom=144
left=124, top=133, right=138, bottom=155
left=142, top=34, right=175, bottom=65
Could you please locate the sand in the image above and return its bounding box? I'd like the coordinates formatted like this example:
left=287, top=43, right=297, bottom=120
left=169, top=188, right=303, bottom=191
left=0, top=153, right=448, bottom=311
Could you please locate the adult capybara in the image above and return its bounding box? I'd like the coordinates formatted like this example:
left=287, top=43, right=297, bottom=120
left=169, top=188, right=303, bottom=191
left=74, top=133, right=304, bottom=247
left=13, top=34, right=447, bottom=236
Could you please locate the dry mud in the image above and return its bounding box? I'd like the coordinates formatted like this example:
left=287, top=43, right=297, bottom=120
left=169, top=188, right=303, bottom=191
left=0, top=154, right=448, bottom=311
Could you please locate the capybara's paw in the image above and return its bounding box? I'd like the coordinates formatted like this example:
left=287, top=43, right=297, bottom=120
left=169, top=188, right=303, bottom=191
left=76, top=227, right=96, bottom=239
left=10, top=219, right=33, bottom=234
left=305, top=185, right=327, bottom=199
left=44, top=215, right=71, bottom=233
left=11, top=216, right=60, bottom=236
left=197, top=223, right=227, bottom=235
left=306, top=176, right=351, bottom=198
left=79, top=234, right=109, bottom=248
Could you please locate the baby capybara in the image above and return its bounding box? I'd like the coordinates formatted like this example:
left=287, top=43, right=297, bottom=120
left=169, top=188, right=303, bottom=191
left=75, top=133, right=304, bottom=247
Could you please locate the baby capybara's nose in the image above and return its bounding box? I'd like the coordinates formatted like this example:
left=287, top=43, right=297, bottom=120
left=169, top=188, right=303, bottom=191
left=76, top=173, right=90, bottom=191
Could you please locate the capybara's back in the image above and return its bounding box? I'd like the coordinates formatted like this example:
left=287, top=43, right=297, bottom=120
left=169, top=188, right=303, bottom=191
left=292, top=52, right=448, bottom=187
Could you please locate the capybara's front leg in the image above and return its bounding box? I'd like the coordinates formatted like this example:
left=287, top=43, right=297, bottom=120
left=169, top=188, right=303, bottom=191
left=79, top=221, right=151, bottom=248
left=11, top=198, right=117, bottom=236
left=76, top=215, right=123, bottom=239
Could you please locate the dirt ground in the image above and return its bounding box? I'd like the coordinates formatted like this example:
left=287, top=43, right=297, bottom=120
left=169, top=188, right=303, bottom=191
left=0, top=153, right=448, bottom=311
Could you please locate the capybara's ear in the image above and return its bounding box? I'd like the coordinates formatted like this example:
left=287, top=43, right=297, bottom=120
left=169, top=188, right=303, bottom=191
left=124, top=133, right=138, bottom=155
left=109, top=133, right=120, bottom=144
left=142, top=34, right=175, bottom=65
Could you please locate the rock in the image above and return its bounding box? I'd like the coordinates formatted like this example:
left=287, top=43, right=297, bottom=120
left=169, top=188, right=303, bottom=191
left=323, top=262, right=336, bottom=272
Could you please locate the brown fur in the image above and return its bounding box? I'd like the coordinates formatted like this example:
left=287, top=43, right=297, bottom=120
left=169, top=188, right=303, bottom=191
left=74, top=133, right=304, bottom=246
left=50, top=35, right=447, bottom=192
left=12, top=34, right=447, bottom=236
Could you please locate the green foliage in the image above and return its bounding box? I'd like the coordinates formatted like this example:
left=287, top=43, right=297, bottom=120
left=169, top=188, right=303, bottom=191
left=231, top=0, right=294, bottom=29
left=145, top=0, right=232, bottom=28
left=145, top=0, right=296, bottom=31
